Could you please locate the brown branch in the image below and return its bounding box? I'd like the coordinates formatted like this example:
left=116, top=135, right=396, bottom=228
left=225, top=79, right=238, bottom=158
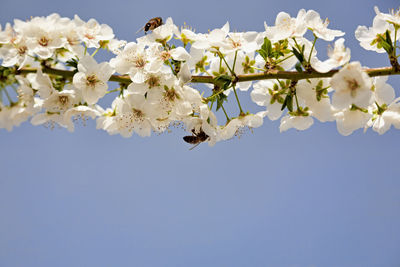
left=16, top=66, right=400, bottom=85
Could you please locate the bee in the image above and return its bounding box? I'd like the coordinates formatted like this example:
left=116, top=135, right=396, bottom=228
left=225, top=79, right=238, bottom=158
left=183, top=129, right=209, bottom=150
left=136, top=17, right=163, bottom=34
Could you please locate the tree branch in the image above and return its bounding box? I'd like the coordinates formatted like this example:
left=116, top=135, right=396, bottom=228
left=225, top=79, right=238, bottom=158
left=16, top=66, right=400, bottom=85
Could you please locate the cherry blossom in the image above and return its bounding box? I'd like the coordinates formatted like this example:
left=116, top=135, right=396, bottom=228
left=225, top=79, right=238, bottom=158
left=330, top=61, right=372, bottom=110
left=73, top=55, right=114, bottom=105
left=0, top=7, right=399, bottom=144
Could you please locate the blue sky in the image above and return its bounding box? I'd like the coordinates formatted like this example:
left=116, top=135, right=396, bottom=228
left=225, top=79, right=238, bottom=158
left=1, top=0, right=400, bottom=266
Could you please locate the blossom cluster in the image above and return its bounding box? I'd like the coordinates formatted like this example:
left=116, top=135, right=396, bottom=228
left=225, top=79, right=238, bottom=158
left=0, top=7, right=399, bottom=146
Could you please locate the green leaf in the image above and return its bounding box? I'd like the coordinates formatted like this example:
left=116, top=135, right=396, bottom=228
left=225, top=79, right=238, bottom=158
left=214, top=75, right=232, bottom=90
left=257, top=49, right=268, bottom=60
left=292, top=47, right=304, bottom=63
left=66, top=58, right=78, bottom=69
left=262, top=37, right=272, bottom=56
left=385, top=30, right=393, bottom=46
left=216, top=93, right=228, bottom=111
left=286, top=94, right=293, bottom=112
left=257, top=37, right=272, bottom=60
left=295, top=62, right=303, bottom=73
left=381, top=41, right=393, bottom=54
left=381, top=30, right=394, bottom=54
left=281, top=94, right=293, bottom=111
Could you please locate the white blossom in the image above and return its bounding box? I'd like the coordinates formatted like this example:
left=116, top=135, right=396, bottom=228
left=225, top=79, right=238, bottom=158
left=73, top=55, right=114, bottom=105
left=265, top=9, right=307, bottom=41
left=251, top=80, right=284, bottom=120
left=330, top=61, right=372, bottom=109
left=304, top=10, right=344, bottom=41
left=279, top=114, right=314, bottom=132
left=310, top=38, right=350, bottom=73
left=355, top=16, right=395, bottom=53
left=73, top=15, right=114, bottom=48
left=364, top=76, right=400, bottom=134
left=335, top=109, right=371, bottom=136
left=296, top=79, right=335, bottom=122
left=374, top=6, right=400, bottom=28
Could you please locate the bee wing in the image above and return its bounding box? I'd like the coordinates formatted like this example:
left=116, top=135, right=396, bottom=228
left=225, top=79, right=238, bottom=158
left=135, top=26, right=144, bottom=34
left=189, top=143, right=202, bottom=150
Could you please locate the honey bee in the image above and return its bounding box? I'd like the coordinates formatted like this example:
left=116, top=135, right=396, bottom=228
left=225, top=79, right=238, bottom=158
left=183, top=129, right=209, bottom=150
left=136, top=17, right=163, bottom=34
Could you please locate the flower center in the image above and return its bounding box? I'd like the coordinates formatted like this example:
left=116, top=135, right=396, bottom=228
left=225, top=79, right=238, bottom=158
left=132, top=108, right=145, bottom=121
left=160, top=51, right=171, bottom=61
left=229, top=38, right=241, bottom=49
left=86, top=74, right=99, bottom=88
left=38, top=36, right=49, bottom=47
left=84, top=33, right=95, bottom=40
left=346, top=79, right=360, bottom=97
left=67, top=36, right=80, bottom=46
left=134, top=56, right=146, bottom=69
left=58, top=95, right=69, bottom=106
left=145, top=75, right=161, bottom=88
left=164, top=88, right=178, bottom=102
left=17, top=46, right=27, bottom=55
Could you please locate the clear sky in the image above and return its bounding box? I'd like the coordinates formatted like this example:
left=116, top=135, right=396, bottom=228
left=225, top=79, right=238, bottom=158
left=1, top=0, right=400, bottom=266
